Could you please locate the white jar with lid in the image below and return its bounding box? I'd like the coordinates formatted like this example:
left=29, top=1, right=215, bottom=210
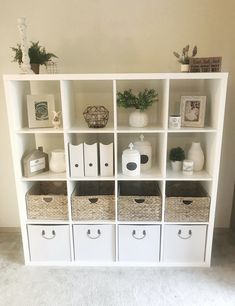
left=122, top=143, right=140, bottom=176
left=134, top=134, right=152, bottom=171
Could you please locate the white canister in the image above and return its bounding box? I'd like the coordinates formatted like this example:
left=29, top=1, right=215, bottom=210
left=134, top=134, right=152, bottom=171
left=169, top=115, right=181, bottom=129
left=49, top=149, right=66, bottom=173
left=188, top=142, right=204, bottom=171
left=122, top=143, right=140, bottom=176
left=183, top=159, right=194, bottom=175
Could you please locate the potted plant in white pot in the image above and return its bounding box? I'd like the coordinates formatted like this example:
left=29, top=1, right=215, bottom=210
left=117, top=88, right=158, bottom=128
left=11, top=41, right=58, bottom=74
left=169, top=147, right=185, bottom=172
left=173, top=45, right=197, bottom=72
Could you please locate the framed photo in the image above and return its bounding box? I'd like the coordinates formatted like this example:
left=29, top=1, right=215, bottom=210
left=180, top=96, right=206, bottom=127
left=27, top=94, right=55, bottom=128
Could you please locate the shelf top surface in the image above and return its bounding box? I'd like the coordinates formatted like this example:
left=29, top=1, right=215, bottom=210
left=3, top=72, right=228, bottom=81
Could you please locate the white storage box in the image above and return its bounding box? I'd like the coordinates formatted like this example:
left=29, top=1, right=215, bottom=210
left=69, top=143, right=84, bottom=177
left=27, top=225, right=71, bottom=262
left=118, top=225, right=161, bottom=262
left=73, top=224, right=115, bottom=262
left=163, top=225, right=207, bottom=263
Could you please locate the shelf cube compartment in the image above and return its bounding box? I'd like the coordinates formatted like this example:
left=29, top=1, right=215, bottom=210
left=116, top=79, right=168, bottom=129
left=27, top=224, right=71, bottom=262
left=73, top=224, right=115, bottom=262
left=163, top=225, right=207, bottom=263
left=61, top=80, right=114, bottom=130
left=117, top=133, right=165, bottom=179
left=26, top=181, right=68, bottom=220
left=169, top=79, right=223, bottom=129
left=118, top=181, right=162, bottom=221
left=165, top=181, right=210, bottom=222
left=71, top=181, right=115, bottom=221
left=118, top=225, right=161, bottom=262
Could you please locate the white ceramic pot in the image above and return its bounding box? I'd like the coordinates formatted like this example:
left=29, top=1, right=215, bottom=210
left=180, top=64, right=189, bottom=72
left=49, top=149, right=66, bottom=173
left=129, top=109, right=148, bottom=128
left=188, top=142, right=204, bottom=171
left=171, top=161, right=182, bottom=172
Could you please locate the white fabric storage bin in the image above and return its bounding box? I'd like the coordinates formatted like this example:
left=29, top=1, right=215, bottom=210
left=163, top=225, right=207, bottom=263
left=118, top=225, right=161, bottom=262
left=27, top=225, right=71, bottom=262
left=73, top=224, right=115, bottom=262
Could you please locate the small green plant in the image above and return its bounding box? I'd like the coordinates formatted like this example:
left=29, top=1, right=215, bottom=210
left=11, top=41, right=58, bottom=66
left=169, top=147, right=185, bottom=162
left=117, top=89, right=158, bottom=111
left=173, top=45, right=197, bottom=64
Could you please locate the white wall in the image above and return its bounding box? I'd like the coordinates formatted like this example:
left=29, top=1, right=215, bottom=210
left=0, top=0, right=234, bottom=227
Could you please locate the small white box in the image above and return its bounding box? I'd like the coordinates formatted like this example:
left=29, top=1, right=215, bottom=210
left=118, top=225, right=161, bottom=262
left=163, top=225, right=207, bottom=263
left=73, top=224, right=115, bottom=262
left=69, top=143, right=84, bottom=177
left=27, top=225, right=71, bottom=262
left=99, top=143, right=113, bottom=177
left=84, top=143, right=98, bottom=177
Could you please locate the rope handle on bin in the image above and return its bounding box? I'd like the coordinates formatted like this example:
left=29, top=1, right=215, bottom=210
left=87, top=229, right=101, bottom=239
left=132, top=230, right=146, bottom=240
left=41, top=229, right=56, bottom=240
left=178, top=229, right=192, bottom=240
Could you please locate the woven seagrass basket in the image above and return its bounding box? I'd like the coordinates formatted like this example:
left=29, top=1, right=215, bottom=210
left=72, top=181, right=115, bottom=221
left=26, top=182, right=68, bottom=220
left=165, top=181, right=210, bottom=222
left=118, top=181, right=162, bottom=221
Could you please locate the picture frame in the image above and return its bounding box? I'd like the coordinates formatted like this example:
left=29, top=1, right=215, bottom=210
left=27, top=94, right=55, bottom=128
left=180, top=96, right=206, bottom=128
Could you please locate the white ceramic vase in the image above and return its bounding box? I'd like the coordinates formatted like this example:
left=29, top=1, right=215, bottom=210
left=180, top=64, right=189, bottom=72
left=171, top=161, right=182, bottom=172
left=188, top=142, right=204, bottom=171
left=129, top=109, right=148, bottom=128
left=49, top=149, right=66, bottom=173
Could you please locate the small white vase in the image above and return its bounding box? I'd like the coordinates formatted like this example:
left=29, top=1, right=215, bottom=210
left=188, top=142, right=204, bottom=171
left=49, top=149, right=66, bottom=173
left=129, top=109, right=148, bottom=128
left=181, top=64, right=189, bottom=72
left=171, top=161, right=182, bottom=172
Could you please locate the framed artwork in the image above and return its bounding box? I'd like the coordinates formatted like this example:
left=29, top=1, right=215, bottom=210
left=180, top=96, right=206, bottom=127
left=27, top=94, right=55, bottom=128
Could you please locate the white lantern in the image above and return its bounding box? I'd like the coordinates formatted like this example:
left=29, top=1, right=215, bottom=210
left=134, top=134, right=152, bottom=171
left=122, top=143, right=140, bottom=176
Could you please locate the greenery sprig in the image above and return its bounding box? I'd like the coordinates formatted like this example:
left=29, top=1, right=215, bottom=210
left=173, top=45, right=197, bottom=65
left=11, top=41, right=58, bottom=66
left=117, top=89, right=158, bottom=111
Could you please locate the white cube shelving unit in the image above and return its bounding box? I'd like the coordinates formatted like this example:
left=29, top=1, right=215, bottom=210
left=3, top=73, right=228, bottom=266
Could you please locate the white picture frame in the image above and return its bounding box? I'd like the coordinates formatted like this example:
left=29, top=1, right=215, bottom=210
left=27, top=94, right=55, bottom=128
left=180, top=96, right=206, bottom=127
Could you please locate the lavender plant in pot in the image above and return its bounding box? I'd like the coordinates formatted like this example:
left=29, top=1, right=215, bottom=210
left=173, top=45, right=197, bottom=72
left=117, top=89, right=158, bottom=128
left=169, top=146, right=185, bottom=172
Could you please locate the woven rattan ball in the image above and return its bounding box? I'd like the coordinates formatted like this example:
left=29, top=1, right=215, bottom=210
left=83, top=105, right=109, bottom=128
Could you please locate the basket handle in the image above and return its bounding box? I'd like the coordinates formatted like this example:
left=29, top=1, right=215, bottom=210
left=87, top=229, right=101, bottom=239
left=89, top=198, right=98, bottom=204
left=42, top=197, right=53, bottom=203
left=178, top=229, right=192, bottom=240
left=132, top=230, right=146, bottom=240
left=41, top=229, right=56, bottom=240
left=182, top=200, right=193, bottom=205
left=134, top=199, right=145, bottom=204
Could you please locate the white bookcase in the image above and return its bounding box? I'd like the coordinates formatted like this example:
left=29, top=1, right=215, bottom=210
left=3, top=73, right=228, bottom=266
